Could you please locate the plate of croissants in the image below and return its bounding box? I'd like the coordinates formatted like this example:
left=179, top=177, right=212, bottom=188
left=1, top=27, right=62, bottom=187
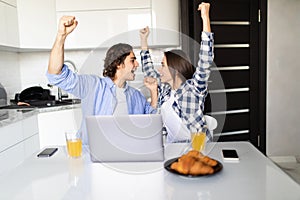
left=164, top=150, right=223, bottom=177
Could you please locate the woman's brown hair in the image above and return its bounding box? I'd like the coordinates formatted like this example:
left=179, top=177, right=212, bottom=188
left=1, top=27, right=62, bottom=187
left=164, top=49, right=195, bottom=81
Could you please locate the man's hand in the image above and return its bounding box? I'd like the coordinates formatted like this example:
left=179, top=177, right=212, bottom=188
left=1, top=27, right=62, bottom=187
left=140, top=26, right=150, bottom=39
left=58, top=16, right=78, bottom=37
left=144, top=76, right=158, bottom=108
left=140, top=26, right=150, bottom=50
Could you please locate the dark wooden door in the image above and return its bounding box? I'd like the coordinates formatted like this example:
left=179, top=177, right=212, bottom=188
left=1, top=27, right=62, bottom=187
left=180, top=0, right=267, bottom=153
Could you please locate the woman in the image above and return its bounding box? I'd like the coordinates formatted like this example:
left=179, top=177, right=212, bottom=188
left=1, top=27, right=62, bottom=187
left=140, top=2, right=214, bottom=143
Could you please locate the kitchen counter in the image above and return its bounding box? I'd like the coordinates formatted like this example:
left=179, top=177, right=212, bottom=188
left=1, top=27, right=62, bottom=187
left=37, top=103, right=81, bottom=113
left=0, top=103, right=81, bottom=128
left=0, top=108, right=38, bottom=127
left=0, top=142, right=299, bottom=200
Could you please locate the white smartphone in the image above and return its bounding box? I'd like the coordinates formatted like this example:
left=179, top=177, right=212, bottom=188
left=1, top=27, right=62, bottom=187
left=222, top=149, right=239, bottom=161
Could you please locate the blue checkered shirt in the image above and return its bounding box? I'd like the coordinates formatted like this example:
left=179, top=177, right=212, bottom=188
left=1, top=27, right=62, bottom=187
left=140, top=32, right=214, bottom=141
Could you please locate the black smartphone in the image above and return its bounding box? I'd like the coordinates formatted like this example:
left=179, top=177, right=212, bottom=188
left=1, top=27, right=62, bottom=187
left=222, top=149, right=239, bottom=161
left=37, top=148, right=58, bottom=158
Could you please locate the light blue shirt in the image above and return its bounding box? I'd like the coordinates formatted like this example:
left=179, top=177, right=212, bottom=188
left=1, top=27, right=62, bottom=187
left=46, top=65, right=156, bottom=144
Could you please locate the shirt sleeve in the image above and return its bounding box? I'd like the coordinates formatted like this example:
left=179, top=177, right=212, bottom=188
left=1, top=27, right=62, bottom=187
left=190, top=31, right=214, bottom=94
left=46, top=65, right=91, bottom=99
left=140, top=50, right=160, bottom=78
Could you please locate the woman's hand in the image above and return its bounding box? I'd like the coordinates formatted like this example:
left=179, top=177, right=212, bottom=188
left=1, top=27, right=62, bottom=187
left=140, top=26, right=150, bottom=50
left=198, top=2, right=211, bottom=32
left=144, top=76, right=158, bottom=92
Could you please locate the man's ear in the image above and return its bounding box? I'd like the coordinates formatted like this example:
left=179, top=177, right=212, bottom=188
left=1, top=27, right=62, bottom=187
left=117, top=63, right=125, bottom=69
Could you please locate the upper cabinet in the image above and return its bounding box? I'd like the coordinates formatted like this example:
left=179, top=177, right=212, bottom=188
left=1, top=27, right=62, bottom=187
left=151, top=0, right=179, bottom=47
left=16, top=0, right=57, bottom=49
left=56, top=0, right=151, bottom=11
left=0, top=0, right=19, bottom=47
left=56, top=0, right=179, bottom=49
left=1, top=0, right=179, bottom=50
left=2, top=0, right=16, bottom=6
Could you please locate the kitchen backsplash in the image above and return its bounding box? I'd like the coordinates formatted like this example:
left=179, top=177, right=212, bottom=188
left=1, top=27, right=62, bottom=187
left=0, top=50, right=22, bottom=100
left=0, top=47, right=169, bottom=102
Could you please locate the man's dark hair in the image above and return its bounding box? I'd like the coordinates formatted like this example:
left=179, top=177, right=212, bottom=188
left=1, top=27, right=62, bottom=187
left=103, top=43, right=133, bottom=79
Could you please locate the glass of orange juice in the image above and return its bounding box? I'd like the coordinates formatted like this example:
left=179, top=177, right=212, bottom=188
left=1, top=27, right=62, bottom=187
left=191, top=128, right=207, bottom=152
left=65, top=130, right=82, bottom=158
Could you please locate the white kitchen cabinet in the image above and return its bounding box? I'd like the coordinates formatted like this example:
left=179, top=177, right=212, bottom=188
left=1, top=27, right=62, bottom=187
left=57, top=9, right=152, bottom=49
left=56, top=0, right=179, bottom=49
left=0, top=1, right=19, bottom=47
left=16, top=0, right=57, bottom=49
left=1, top=0, right=17, bottom=6
left=0, top=114, right=39, bottom=175
left=38, top=108, right=82, bottom=148
left=151, top=0, right=179, bottom=46
left=56, top=0, right=151, bottom=11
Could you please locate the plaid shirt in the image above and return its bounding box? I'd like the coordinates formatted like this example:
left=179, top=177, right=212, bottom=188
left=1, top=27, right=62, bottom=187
left=140, top=32, right=214, bottom=141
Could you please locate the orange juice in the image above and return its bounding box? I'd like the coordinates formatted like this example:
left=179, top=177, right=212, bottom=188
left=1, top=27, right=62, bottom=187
left=191, top=132, right=206, bottom=152
left=67, top=139, right=82, bottom=158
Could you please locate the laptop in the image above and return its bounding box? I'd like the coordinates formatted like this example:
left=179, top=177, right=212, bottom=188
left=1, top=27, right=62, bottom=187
left=86, top=114, right=164, bottom=162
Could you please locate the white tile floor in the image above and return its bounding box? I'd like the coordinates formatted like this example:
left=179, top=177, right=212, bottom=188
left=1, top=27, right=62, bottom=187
left=275, top=157, right=300, bottom=185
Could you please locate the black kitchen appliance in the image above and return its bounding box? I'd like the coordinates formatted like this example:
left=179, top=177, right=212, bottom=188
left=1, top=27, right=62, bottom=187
left=14, top=86, right=56, bottom=107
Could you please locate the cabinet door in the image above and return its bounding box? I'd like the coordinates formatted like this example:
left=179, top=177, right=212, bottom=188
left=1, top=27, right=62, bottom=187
left=151, top=0, right=179, bottom=46
left=0, top=2, right=19, bottom=47
left=2, top=0, right=17, bottom=6
left=0, top=121, right=22, bottom=153
left=17, top=0, right=57, bottom=49
left=22, top=115, right=39, bottom=138
left=0, top=141, right=24, bottom=175
left=0, top=115, right=39, bottom=175
left=57, top=9, right=152, bottom=49
left=56, top=0, right=151, bottom=11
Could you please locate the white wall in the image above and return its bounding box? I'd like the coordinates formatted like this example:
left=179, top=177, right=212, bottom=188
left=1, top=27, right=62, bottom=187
left=267, top=0, right=300, bottom=157
left=18, top=50, right=91, bottom=96
left=0, top=50, right=21, bottom=100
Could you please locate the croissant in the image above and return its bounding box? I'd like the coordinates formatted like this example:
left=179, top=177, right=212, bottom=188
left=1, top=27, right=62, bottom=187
left=170, top=150, right=217, bottom=175
left=186, top=150, right=218, bottom=167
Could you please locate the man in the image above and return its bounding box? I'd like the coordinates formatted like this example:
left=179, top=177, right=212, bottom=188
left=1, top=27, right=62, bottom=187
left=47, top=16, right=156, bottom=144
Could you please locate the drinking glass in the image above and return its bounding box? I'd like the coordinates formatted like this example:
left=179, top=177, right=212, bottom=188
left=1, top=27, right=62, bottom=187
left=191, top=128, right=207, bottom=152
left=65, top=130, right=82, bottom=158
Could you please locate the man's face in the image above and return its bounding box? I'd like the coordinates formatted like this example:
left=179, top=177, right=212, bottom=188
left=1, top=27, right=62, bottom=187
left=119, top=51, right=139, bottom=81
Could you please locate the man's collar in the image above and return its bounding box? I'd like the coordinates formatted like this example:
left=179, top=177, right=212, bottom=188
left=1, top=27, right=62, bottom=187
left=104, top=77, right=128, bottom=90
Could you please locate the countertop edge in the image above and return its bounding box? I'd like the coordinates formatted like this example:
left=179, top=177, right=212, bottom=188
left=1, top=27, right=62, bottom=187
left=0, top=104, right=81, bottom=128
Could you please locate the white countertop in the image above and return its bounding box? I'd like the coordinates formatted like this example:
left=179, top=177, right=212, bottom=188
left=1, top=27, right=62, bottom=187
left=0, top=108, right=38, bottom=127
left=0, top=142, right=299, bottom=200
left=0, top=103, right=80, bottom=128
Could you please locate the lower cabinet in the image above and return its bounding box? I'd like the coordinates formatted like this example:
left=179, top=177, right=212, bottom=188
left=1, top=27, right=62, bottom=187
left=38, top=108, right=82, bottom=148
left=0, top=115, right=39, bottom=175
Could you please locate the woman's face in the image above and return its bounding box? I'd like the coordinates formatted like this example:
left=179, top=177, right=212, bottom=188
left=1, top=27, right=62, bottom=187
left=158, top=56, right=173, bottom=83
